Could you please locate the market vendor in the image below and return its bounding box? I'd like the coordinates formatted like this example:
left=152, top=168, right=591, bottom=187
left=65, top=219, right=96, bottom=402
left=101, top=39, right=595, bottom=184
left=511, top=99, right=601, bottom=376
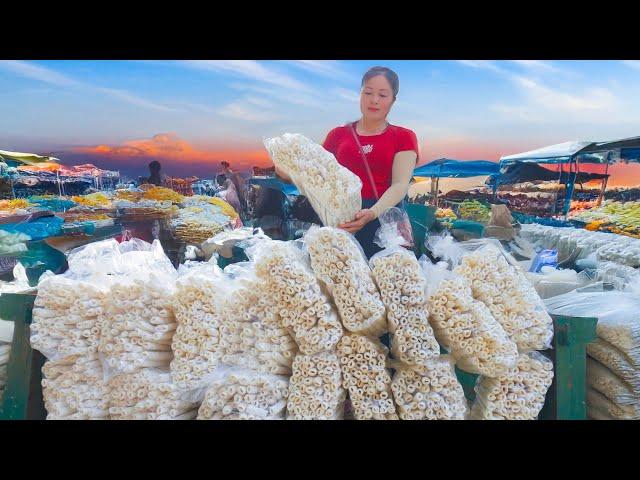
left=276, top=66, right=419, bottom=258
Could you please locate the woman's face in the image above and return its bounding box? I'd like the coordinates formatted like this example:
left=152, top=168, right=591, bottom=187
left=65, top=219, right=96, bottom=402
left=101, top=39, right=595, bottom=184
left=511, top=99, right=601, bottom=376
left=360, top=74, right=395, bottom=122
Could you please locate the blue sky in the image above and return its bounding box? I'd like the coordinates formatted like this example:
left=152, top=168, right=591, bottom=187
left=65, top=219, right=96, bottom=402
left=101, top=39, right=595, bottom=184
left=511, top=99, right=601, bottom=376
left=1, top=60, right=639, bottom=177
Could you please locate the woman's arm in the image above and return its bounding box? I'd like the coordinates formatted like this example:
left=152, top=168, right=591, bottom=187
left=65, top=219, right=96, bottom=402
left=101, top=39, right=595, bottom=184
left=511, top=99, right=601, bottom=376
left=371, top=150, right=417, bottom=217
left=339, top=151, right=417, bottom=233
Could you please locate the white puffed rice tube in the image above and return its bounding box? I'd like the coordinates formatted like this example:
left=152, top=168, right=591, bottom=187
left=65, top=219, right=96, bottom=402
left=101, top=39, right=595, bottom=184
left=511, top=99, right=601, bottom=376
left=252, top=240, right=343, bottom=355
left=41, top=353, right=110, bottom=420
left=108, top=368, right=199, bottom=420
left=264, top=133, right=362, bottom=227
left=454, top=244, right=553, bottom=351
left=427, top=275, right=518, bottom=377
left=197, top=368, right=289, bottom=420
left=170, top=261, right=225, bottom=390
left=306, top=227, right=387, bottom=337
left=370, top=249, right=439, bottom=366
left=469, top=352, right=553, bottom=420
left=287, top=351, right=346, bottom=420
left=337, top=334, right=398, bottom=420
left=391, top=357, right=468, bottom=420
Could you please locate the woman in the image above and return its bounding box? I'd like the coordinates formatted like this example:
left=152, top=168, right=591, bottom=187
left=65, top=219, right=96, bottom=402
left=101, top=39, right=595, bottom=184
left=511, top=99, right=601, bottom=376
left=277, top=66, right=419, bottom=258
left=216, top=174, right=242, bottom=216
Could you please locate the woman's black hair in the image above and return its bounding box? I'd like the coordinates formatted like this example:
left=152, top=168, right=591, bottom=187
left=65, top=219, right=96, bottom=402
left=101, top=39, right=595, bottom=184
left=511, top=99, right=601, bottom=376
left=362, top=66, right=399, bottom=99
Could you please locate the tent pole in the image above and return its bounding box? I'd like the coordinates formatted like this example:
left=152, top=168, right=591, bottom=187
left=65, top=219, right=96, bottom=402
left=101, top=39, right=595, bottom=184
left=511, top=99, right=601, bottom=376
left=597, top=154, right=611, bottom=207
left=434, top=177, right=440, bottom=208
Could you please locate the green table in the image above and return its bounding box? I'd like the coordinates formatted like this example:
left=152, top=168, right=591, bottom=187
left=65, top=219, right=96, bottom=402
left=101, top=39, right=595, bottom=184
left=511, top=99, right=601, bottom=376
left=0, top=293, right=46, bottom=420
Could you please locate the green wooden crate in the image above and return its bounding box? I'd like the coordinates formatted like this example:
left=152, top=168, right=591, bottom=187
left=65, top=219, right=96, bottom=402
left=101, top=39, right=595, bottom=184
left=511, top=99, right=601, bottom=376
left=0, top=292, right=46, bottom=420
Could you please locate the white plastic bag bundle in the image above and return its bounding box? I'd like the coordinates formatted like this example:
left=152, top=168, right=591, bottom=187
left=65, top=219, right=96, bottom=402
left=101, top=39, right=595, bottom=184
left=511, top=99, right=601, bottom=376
left=469, top=351, right=554, bottom=420
left=545, top=289, right=640, bottom=360
left=98, top=245, right=178, bottom=380
left=306, top=226, right=387, bottom=337
left=218, top=262, right=298, bottom=376
left=248, top=239, right=343, bottom=355
left=41, top=353, right=110, bottom=420
left=390, top=356, right=468, bottom=420
left=264, top=133, right=362, bottom=227
left=337, top=333, right=398, bottom=420
left=108, top=367, right=199, bottom=420
left=587, top=387, right=640, bottom=420
left=586, top=339, right=640, bottom=389
left=31, top=275, right=109, bottom=361
left=422, top=258, right=518, bottom=377
left=370, top=209, right=438, bottom=366
left=286, top=351, right=346, bottom=420
left=0, top=341, right=9, bottom=401
left=197, top=366, right=289, bottom=420
left=587, top=358, right=639, bottom=405
left=452, top=240, right=553, bottom=351
left=170, top=260, right=226, bottom=390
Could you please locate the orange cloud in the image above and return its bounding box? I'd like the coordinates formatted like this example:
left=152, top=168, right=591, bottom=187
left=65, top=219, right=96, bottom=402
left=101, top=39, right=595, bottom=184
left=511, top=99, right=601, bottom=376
left=69, top=133, right=272, bottom=177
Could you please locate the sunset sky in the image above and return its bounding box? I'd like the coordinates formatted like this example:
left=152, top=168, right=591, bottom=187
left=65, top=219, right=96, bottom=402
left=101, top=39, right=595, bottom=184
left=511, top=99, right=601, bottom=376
left=1, top=60, right=640, bottom=185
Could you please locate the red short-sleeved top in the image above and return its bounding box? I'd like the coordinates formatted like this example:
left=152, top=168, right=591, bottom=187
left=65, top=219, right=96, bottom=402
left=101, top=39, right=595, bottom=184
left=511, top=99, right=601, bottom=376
left=322, top=122, right=419, bottom=200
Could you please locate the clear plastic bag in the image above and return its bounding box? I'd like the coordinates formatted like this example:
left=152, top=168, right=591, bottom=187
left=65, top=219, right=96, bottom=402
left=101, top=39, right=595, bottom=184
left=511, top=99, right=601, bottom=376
left=545, top=289, right=640, bottom=357
left=420, top=253, right=518, bottom=378
left=246, top=238, right=342, bottom=355
left=587, top=357, right=640, bottom=404
left=587, top=387, right=640, bottom=420
left=170, top=259, right=226, bottom=390
left=286, top=351, right=346, bottom=420
left=196, top=366, right=289, bottom=420
left=370, top=209, right=438, bottom=366
left=41, top=353, right=110, bottom=420
left=451, top=239, right=554, bottom=351
left=586, top=339, right=640, bottom=389
left=469, top=351, right=554, bottom=420
left=337, top=334, right=398, bottom=420
left=263, top=133, right=362, bottom=227
left=390, top=356, right=468, bottom=420
left=217, top=261, right=298, bottom=376
left=305, top=225, right=387, bottom=337
left=108, top=367, right=200, bottom=420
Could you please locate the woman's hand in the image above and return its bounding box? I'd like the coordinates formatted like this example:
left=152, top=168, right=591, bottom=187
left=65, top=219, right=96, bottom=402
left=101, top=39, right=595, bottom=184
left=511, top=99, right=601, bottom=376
left=338, top=209, right=376, bottom=234
left=274, top=165, right=292, bottom=183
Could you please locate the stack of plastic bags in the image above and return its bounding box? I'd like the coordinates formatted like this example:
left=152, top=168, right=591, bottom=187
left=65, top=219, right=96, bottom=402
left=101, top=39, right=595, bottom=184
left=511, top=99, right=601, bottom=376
left=545, top=288, right=640, bottom=420
left=31, top=238, right=199, bottom=420
left=370, top=209, right=467, bottom=420
left=424, top=234, right=554, bottom=420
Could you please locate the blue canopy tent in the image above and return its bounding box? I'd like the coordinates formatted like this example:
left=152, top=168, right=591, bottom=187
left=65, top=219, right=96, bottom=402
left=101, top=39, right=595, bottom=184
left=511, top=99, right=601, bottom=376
left=499, top=136, right=640, bottom=217
left=413, top=158, right=500, bottom=207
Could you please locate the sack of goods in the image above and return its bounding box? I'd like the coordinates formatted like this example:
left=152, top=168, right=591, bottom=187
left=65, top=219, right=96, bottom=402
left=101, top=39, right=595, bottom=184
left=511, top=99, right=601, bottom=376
left=546, top=289, right=640, bottom=420
left=264, top=133, right=362, bottom=227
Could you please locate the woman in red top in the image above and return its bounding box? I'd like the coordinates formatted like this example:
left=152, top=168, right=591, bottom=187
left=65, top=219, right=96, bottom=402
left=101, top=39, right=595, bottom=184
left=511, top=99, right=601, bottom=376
left=278, top=66, right=419, bottom=258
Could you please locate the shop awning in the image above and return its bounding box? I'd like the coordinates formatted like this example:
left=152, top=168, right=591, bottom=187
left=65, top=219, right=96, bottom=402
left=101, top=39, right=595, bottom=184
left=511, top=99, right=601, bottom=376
left=0, top=149, right=60, bottom=166
left=489, top=162, right=609, bottom=186
left=413, top=158, right=500, bottom=178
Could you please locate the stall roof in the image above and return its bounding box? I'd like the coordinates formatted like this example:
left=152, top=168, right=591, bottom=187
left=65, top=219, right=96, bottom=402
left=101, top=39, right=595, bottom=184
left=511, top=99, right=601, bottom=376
left=489, top=162, right=609, bottom=186
left=499, top=141, right=595, bottom=165
left=413, top=158, right=500, bottom=178
left=249, top=176, right=299, bottom=196
left=0, top=149, right=60, bottom=166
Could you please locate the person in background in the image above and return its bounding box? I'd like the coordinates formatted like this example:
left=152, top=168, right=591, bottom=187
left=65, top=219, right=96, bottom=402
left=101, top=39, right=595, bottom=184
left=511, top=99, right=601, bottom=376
left=216, top=174, right=242, bottom=215
left=146, top=160, right=165, bottom=186
left=276, top=66, right=419, bottom=259
left=220, top=161, right=246, bottom=216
